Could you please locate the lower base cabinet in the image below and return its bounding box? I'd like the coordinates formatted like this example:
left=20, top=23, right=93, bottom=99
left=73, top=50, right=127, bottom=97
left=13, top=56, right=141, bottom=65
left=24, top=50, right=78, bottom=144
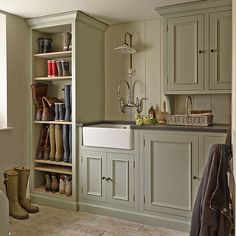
left=79, top=130, right=227, bottom=232
left=81, top=150, right=135, bottom=208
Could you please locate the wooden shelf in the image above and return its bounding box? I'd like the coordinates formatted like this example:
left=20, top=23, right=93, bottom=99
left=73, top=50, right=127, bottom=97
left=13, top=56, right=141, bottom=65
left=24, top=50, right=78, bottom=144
left=34, top=121, right=72, bottom=124
left=34, top=186, right=72, bottom=198
left=34, top=159, right=72, bottom=167
left=34, top=165, right=72, bottom=175
left=33, top=76, right=72, bottom=81
left=34, top=51, right=72, bottom=59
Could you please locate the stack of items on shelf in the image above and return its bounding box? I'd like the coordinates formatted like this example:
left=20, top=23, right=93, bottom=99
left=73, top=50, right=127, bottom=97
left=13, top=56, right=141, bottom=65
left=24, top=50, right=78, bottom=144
left=31, top=84, right=72, bottom=163
left=45, top=173, right=72, bottom=196
left=47, top=59, right=70, bottom=77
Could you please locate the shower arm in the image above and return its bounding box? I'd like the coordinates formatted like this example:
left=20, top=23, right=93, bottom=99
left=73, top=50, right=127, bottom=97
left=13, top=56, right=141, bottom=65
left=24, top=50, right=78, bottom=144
left=124, top=32, right=133, bottom=69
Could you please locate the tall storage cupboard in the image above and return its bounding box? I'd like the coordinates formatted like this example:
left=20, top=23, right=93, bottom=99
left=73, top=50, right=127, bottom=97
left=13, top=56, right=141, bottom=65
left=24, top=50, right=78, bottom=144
left=26, top=11, right=108, bottom=210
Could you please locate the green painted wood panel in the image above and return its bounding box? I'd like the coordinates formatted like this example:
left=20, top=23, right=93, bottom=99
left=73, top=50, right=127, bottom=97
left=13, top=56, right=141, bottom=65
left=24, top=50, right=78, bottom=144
left=81, top=151, right=107, bottom=202
left=144, top=132, right=199, bottom=217
left=209, top=10, right=232, bottom=90
left=167, top=15, right=204, bottom=91
left=106, top=152, right=135, bottom=208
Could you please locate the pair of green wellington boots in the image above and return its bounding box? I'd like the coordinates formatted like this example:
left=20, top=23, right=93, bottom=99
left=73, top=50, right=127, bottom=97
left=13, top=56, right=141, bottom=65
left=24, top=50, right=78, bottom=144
left=4, top=167, right=39, bottom=220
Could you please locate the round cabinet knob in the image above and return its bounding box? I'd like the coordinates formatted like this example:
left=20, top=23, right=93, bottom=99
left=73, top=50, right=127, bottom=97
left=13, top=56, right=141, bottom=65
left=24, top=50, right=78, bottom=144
left=193, top=176, right=199, bottom=180
left=107, top=177, right=113, bottom=182
left=198, top=50, right=204, bottom=54
left=102, top=176, right=106, bottom=180
left=211, top=49, right=217, bottom=52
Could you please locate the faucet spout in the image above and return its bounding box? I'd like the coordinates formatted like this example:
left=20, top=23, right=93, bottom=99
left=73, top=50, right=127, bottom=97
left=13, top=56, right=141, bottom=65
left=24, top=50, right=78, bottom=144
left=117, top=80, right=132, bottom=103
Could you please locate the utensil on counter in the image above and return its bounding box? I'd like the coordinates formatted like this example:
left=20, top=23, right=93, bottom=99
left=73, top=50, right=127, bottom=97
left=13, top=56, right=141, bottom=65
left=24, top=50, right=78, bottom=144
left=156, top=101, right=168, bottom=124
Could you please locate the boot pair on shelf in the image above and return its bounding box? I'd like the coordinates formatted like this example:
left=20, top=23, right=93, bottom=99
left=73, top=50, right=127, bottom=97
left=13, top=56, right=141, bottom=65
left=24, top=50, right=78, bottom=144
left=4, top=167, right=39, bottom=220
left=45, top=173, right=72, bottom=196
left=37, top=124, right=72, bottom=163
left=37, top=37, right=53, bottom=54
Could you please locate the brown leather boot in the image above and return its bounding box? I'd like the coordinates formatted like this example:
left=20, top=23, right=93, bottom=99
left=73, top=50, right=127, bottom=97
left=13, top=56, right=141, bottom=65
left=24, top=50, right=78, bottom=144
left=49, top=124, right=56, bottom=161
left=36, top=125, right=49, bottom=159
left=45, top=173, right=52, bottom=191
left=42, top=97, right=63, bottom=121
left=51, top=174, right=59, bottom=193
left=31, top=84, right=48, bottom=121
left=43, top=128, right=50, bottom=160
left=55, top=124, right=64, bottom=162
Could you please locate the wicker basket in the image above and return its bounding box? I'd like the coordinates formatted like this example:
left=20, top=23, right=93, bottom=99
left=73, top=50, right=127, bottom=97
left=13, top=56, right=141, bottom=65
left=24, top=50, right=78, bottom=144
left=166, top=114, right=213, bottom=127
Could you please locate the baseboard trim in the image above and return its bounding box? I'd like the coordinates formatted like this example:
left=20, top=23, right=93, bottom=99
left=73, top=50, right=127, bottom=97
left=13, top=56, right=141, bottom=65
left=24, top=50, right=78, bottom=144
left=78, top=202, right=190, bottom=232
left=30, top=193, right=78, bottom=211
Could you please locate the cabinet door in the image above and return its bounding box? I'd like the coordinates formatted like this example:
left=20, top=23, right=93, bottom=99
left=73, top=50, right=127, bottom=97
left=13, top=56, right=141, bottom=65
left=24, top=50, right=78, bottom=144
left=199, top=134, right=226, bottom=178
left=144, top=133, right=198, bottom=217
left=167, top=15, right=204, bottom=91
left=106, top=153, right=135, bottom=208
left=81, top=151, right=106, bottom=202
left=209, top=11, right=232, bottom=90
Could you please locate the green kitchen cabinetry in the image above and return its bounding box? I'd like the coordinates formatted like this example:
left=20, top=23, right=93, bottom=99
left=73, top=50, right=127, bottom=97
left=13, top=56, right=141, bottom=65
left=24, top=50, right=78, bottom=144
left=80, top=150, right=136, bottom=208
left=158, top=0, right=232, bottom=94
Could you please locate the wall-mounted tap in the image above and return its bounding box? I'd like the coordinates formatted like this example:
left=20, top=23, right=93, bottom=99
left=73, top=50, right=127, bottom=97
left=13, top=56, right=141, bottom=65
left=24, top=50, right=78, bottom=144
left=117, top=79, right=145, bottom=113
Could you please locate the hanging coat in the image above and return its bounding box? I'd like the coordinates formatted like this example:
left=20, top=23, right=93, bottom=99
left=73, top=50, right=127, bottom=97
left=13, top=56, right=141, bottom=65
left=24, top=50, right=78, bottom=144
left=190, top=144, right=232, bottom=236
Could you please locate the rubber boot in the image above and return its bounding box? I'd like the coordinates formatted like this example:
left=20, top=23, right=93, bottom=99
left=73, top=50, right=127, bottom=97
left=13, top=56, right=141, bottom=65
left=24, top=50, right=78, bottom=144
left=69, top=125, right=72, bottom=163
left=55, top=124, right=63, bottom=162
left=43, top=38, right=53, bottom=53
left=43, top=128, right=50, bottom=160
left=56, top=61, right=62, bottom=77
left=14, top=167, right=39, bottom=214
left=36, top=124, right=48, bottom=159
left=61, top=61, right=70, bottom=76
left=45, top=173, right=52, bottom=191
left=65, top=176, right=72, bottom=197
left=58, top=103, right=65, bottom=121
left=31, top=84, right=48, bottom=121
left=63, top=125, right=70, bottom=163
left=51, top=174, right=59, bottom=193
left=64, top=85, right=71, bottom=121
left=49, top=125, right=55, bottom=161
left=37, top=37, right=44, bottom=54
left=63, top=32, right=72, bottom=51
left=4, top=170, right=29, bottom=220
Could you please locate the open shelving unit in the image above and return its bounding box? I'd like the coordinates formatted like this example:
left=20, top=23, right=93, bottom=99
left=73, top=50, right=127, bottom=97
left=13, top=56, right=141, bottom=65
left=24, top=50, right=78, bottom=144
left=27, top=11, right=108, bottom=211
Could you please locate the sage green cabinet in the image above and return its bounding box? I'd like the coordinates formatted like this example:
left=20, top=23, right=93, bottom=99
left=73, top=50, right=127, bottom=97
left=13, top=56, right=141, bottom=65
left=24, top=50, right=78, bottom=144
left=209, top=11, right=232, bottom=90
left=158, top=1, right=232, bottom=94
left=81, top=150, right=135, bottom=208
left=167, top=15, right=204, bottom=91
left=143, top=132, right=199, bottom=217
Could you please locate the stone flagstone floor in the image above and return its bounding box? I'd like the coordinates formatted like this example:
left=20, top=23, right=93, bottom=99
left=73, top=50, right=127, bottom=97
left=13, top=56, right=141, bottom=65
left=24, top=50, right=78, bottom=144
left=10, top=205, right=189, bottom=236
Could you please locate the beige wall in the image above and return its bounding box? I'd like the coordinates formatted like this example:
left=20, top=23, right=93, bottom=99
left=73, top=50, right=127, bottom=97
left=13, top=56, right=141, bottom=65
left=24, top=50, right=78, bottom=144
left=0, top=13, right=29, bottom=191
left=105, top=19, right=231, bottom=124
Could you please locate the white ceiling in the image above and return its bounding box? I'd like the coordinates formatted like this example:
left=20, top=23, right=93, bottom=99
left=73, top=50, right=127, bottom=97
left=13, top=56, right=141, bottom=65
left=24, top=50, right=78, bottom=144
left=0, top=0, right=202, bottom=24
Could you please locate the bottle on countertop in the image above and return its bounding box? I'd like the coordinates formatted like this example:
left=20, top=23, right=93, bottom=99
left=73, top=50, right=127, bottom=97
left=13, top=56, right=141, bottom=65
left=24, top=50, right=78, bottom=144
left=148, top=106, right=156, bottom=120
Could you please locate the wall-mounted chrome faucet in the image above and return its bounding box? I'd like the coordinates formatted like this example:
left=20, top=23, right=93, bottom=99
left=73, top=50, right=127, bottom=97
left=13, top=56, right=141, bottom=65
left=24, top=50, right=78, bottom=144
left=117, top=79, right=144, bottom=113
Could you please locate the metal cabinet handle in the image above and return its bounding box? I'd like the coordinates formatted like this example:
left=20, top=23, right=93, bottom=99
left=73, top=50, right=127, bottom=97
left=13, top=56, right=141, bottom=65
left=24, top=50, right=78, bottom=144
left=198, top=50, right=204, bottom=54
left=102, top=176, right=106, bottom=180
left=193, top=176, right=199, bottom=180
left=106, top=177, right=113, bottom=182
left=211, top=49, right=217, bottom=52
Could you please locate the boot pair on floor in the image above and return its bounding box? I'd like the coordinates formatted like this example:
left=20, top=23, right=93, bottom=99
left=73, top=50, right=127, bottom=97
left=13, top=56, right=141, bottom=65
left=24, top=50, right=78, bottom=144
left=4, top=167, right=39, bottom=220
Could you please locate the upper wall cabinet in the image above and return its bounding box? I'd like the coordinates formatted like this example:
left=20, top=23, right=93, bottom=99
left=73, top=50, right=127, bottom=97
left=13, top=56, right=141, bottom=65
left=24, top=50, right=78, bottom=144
left=157, top=0, right=232, bottom=94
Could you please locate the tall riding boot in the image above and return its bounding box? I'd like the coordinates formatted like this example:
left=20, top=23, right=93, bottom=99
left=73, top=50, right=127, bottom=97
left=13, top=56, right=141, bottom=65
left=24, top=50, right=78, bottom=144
left=4, top=170, right=29, bottom=220
left=14, top=167, right=39, bottom=214
left=43, top=38, right=53, bottom=53
left=69, top=125, right=72, bottom=163
left=36, top=124, right=48, bottom=159
left=64, top=85, right=71, bottom=121
left=63, top=125, right=70, bottom=163
left=55, top=124, right=63, bottom=162
left=37, top=37, right=44, bottom=54
left=31, top=83, right=48, bottom=121
left=43, top=129, right=50, bottom=160
left=49, top=125, right=55, bottom=161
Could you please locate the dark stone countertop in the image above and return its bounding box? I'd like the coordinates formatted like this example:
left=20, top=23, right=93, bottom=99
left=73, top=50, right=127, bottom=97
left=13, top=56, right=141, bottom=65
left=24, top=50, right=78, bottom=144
left=77, top=120, right=229, bottom=133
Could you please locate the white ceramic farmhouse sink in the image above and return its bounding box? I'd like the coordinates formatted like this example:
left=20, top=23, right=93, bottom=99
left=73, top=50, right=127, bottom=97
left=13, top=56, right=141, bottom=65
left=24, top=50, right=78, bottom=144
left=83, top=124, right=134, bottom=149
